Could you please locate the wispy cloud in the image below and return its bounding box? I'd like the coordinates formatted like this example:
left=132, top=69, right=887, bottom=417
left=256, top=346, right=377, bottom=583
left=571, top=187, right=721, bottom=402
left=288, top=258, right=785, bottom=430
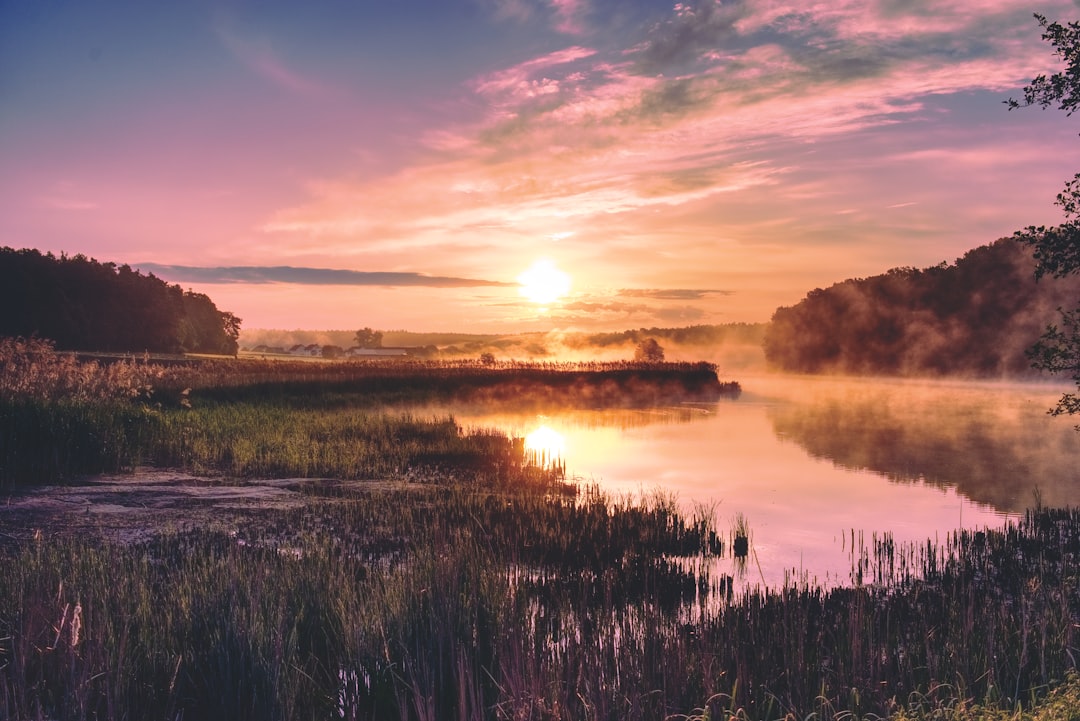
left=549, top=0, right=589, bottom=35
left=39, top=197, right=98, bottom=211
left=234, top=0, right=1080, bottom=330
left=264, top=0, right=1057, bottom=254
left=214, top=20, right=338, bottom=97
left=618, top=289, right=732, bottom=300
left=548, top=299, right=710, bottom=325
left=483, top=0, right=591, bottom=35
left=471, top=46, right=597, bottom=101
left=137, top=264, right=513, bottom=288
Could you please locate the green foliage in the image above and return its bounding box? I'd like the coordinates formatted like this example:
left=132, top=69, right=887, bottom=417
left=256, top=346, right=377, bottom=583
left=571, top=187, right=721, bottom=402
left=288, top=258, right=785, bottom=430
left=1007, top=14, right=1080, bottom=116
left=0, top=247, right=240, bottom=354
left=178, top=292, right=240, bottom=355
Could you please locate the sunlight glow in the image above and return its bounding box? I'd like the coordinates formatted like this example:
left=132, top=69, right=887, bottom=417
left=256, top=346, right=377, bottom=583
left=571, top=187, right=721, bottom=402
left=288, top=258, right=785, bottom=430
left=524, top=424, right=566, bottom=467
left=517, top=259, right=571, bottom=305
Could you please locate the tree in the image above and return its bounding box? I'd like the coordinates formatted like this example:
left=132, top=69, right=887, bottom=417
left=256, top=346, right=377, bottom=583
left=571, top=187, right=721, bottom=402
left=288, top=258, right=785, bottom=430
left=354, top=327, right=383, bottom=349
left=634, top=338, right=665, bottom=363
left=0, top=247, right=240, bottom=354
left=1010, top=14, right=1080, bottom=423
left=322, top=344, right=344, bottom=359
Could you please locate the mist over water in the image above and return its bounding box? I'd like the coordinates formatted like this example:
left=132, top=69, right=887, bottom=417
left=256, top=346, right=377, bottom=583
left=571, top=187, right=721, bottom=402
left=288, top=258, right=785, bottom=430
left=452, top=373, right=1080, bottom=588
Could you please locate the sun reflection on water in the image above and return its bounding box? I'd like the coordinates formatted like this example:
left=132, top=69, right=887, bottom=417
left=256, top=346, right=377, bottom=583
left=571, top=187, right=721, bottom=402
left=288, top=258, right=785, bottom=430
left=523, top=424, right=566, bottom=469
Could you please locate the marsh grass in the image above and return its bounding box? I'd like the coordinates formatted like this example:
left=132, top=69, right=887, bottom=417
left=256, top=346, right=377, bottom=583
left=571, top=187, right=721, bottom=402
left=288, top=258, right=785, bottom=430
left=0, top=399, right=563, bottom=490
left=0, top=338, right=736, bottom=489
left=2, top=493, right=1079, bottom=721
left=3, top=337, right=1079, bottom=720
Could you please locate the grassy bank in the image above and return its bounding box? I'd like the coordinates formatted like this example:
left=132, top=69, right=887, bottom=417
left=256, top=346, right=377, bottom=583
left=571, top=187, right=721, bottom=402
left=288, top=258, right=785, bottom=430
left=0, top=398, right=563, bottom=490
left=0, top=337, right=737, bottom=489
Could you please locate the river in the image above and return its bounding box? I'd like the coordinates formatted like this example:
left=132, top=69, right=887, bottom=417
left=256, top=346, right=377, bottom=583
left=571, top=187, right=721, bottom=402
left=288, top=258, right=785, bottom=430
left=454, top=373, right=1080, bottom=588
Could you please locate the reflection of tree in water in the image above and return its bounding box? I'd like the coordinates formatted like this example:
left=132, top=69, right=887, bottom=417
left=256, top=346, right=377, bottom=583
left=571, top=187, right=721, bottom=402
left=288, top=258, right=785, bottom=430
left=766, top=381, right=1080, bottom=513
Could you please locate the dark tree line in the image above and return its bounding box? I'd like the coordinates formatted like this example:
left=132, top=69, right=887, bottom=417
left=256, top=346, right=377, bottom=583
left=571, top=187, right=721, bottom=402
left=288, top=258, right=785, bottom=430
left=0, top=247, right=241, bottom=355
left=763, top=238, right=1080, bottom=377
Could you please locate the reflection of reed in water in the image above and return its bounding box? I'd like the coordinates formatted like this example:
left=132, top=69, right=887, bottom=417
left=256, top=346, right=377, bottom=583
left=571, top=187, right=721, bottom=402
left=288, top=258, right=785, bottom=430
left=523, top=424, right=567, bottom=476
left=730, top=511, right=751, bottom=578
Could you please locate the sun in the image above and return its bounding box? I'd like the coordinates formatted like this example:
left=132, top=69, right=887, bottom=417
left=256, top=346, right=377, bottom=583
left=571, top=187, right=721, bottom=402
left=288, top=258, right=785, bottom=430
left=517, top=258, right=571, bottom=305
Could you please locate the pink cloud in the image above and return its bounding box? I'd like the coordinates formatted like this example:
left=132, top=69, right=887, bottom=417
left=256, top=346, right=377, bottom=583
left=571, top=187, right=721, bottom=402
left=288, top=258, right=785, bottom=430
left=471, top=46, right=597, bottom=100
left=549, top=0, right=588, bottom=35
left=485, top=0, right=591, bottom=36
left=252, top=0, right=1078, bottom=327
left=39, top=197, right=98, bottom=211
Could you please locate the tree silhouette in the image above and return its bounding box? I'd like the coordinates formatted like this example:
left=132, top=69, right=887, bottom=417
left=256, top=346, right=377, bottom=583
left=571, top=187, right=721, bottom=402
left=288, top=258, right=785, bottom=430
left=762, top=240, right=1080, bottom=377
left=634, top=338, right=665, bottom=362
left=354, top=327, right=383, bottom=348
left=1010, top=13, right=1080, bottom=423
left=0, top=247, right=240, bottom=354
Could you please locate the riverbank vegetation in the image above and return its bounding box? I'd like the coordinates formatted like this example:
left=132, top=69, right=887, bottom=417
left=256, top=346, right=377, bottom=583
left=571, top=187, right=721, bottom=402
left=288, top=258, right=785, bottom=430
left=1, top=337, right=1078, bottom=720
left=2, top=492, right=1079, bottom=720
left=240, top=323, right=768, bottom=366
left=764, top=238, right=1080, bottom=378
left=0, top=337, right=737, bottom=490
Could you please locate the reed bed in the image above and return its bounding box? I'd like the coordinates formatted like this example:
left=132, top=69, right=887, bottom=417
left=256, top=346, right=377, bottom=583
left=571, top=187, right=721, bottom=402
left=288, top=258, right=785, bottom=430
left=0, top=337, right=736, bottom=489
left=184, top=360, right=739, bottom=411
left=2, top=492, right=1078, bottom=721
left=3, top=336, right=1078, bottom=719
left=0, top=399, right=566, bottom=490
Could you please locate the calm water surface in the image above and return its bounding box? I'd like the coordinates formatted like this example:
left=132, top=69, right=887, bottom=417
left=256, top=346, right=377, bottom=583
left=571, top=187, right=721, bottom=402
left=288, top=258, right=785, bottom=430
left=453, top=374, right=1080, bottom=588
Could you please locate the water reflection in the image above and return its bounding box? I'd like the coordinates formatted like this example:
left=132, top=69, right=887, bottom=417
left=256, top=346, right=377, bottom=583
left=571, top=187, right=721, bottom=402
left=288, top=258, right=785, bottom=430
left=761, top=375, right=1080, bottom=513
left=523, top=424, right=566, bottom=471
left=451, top=374, right=1080, bottom=587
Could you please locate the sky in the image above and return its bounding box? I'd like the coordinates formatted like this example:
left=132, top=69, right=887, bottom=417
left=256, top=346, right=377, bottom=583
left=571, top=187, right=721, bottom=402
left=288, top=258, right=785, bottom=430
left=3, top=0, right=1080, bottom=333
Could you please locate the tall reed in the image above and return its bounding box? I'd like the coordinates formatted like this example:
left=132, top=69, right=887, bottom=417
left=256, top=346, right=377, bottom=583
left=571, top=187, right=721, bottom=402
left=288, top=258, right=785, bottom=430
left=2, top=494, right=1078, bottom=720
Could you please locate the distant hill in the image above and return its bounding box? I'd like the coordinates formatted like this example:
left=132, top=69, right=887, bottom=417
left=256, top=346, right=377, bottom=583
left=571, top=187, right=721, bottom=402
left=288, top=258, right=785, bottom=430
left=0, top=247, right=240, bottom=355
left=763, top=238, right=1080, bottom=377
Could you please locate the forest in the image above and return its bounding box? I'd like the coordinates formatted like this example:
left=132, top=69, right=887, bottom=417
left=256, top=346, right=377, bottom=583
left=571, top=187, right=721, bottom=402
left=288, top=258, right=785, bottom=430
left=763, top=238, right=1080, bottom=377
left=0, top=247, right=240, bottom=355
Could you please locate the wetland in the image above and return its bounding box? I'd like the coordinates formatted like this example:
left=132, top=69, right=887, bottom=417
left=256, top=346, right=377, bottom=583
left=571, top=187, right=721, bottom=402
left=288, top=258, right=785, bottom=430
left=1, top=342, right=1079, bottom=720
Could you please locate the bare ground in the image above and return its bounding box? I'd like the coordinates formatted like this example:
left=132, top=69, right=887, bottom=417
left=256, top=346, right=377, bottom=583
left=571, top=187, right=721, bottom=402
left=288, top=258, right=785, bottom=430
left=0, top=469, right=414, bottom=546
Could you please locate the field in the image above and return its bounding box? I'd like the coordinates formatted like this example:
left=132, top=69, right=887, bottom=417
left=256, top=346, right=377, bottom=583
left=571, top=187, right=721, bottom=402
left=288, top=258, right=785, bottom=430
left=1, top=338, right=1078, bottom=721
